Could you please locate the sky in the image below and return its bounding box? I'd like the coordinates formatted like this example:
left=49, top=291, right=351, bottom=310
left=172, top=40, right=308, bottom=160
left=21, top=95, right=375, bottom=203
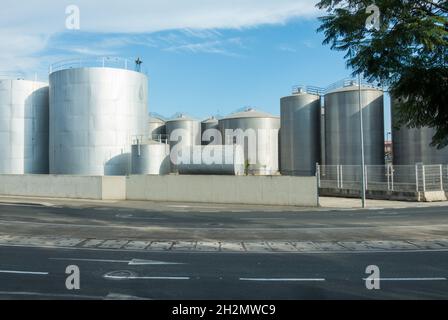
left=0, top=0, right=391, bottom=136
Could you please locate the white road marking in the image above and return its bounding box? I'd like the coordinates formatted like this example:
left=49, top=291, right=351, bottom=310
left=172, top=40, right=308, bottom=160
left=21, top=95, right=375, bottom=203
left=104, top=275, right=190, bottom=280
left=0, top=270, right=48, bottom=275
left=240, top=278, right=326, bottom=282
left=0, top=291, right=101, bottom=299
left=362, top=277, right=447, bottom=281
left=49, top=258, right=183, bottom=265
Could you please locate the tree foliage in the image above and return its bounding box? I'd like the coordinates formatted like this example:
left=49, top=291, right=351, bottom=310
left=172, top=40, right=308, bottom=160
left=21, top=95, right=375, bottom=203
left=317, top=0, right=448, bottom=148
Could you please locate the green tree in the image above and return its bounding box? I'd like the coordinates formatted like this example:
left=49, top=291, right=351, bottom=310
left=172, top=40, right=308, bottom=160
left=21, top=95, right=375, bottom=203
left=317, top=0, right=448, bottom=148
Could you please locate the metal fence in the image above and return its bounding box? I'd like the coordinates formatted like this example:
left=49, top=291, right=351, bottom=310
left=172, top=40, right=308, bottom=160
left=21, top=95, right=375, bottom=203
left=318, top=164, right=447, bottom=193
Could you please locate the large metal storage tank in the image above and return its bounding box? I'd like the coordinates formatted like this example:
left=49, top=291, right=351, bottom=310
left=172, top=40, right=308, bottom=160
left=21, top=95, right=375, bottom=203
left=392, top=98, right=448, bottom=165
left=0, top=78, right=49, bottom=174
left=148, top=115, right=166, bottom=142
left=131, top=141, right=170, bottom=175
left=219, top=108, right=280, bottom=175
left=280, top=88, right=321, bottom=176
left=325, top=83, right=385, bottom=166
left=178, top=145, right=245, bottom=175
left=201, top=116, right=220, bottom=145
left=49, top=67, right=148, bottom=176
left=166, top=114, right=201, bottom=172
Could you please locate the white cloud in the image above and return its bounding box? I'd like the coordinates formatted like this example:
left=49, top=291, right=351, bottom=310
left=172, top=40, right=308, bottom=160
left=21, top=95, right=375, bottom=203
left=0, top=0, right=319, bottom=74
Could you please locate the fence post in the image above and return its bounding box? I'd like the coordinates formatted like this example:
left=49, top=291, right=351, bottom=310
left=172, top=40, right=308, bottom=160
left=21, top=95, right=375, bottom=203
left=415, top=164, right=419, bottom=192
left=440, top=164, right=443, bottom=191
left=316, top=163, right=321, bottom=188
left=364, top=165, right=368, bottom=191
left=391, top=165, right=395, bottom=191
left=340, top=165, right=344, bottom=189
left=337, top=165, right=340, bottom=189
left=422, top=165, right=427, bottom=192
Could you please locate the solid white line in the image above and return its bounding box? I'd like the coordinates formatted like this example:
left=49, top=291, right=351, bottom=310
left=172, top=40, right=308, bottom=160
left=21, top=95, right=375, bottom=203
left=104, top=275, right=190, bottom=280
left=49, top=258, right=183, bottom=265
left=239, top=278, right=325, bottom=282
left=362, top=277, right=447, bottom=281
left=0, top=270, right=48, bottom=275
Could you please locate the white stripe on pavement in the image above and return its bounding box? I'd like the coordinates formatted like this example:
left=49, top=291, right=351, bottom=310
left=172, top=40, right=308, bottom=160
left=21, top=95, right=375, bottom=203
left=239, top=278, right=325, bottom=282
left=363, top=277, right=447, bottom=281
left=0, top=270, right=48, bottom=275
left=104, top=275, right=190, bottom=280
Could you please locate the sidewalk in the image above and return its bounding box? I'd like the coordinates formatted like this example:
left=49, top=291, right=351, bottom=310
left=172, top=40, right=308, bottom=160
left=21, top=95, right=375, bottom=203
left=1, top=195, right=447, bottom=212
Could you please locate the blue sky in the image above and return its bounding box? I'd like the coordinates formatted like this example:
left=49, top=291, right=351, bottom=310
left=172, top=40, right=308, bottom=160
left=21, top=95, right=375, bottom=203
left=1, top=0, right=391, bottom=136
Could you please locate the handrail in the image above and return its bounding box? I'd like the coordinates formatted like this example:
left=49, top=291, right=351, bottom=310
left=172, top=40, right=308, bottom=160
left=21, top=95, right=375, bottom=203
left=49, top=57, right=147, bottom=75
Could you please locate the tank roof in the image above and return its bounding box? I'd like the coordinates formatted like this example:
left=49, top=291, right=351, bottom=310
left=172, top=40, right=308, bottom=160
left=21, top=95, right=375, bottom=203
left=166, top=113, right=198, bottom=122
left=223, top=108, right=279, bottom=120
left=202, top=116, right=219, bottom=123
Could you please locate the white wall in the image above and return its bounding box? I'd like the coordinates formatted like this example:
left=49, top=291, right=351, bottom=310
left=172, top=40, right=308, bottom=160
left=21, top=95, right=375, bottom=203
left=0, top=175, right=126, bottom=200
left=0, top=174, right=318, bottom=206
left=126, top=175, right=318, bottom=207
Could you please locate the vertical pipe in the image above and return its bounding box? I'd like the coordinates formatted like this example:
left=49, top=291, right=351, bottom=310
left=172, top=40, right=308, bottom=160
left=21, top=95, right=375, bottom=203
left=415, top=164, right=419, bottom=192
left=440, top=164, right=443, bottom=191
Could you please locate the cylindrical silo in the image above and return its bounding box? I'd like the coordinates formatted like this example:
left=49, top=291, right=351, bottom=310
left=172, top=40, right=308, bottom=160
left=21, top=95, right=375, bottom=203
left=219, top=108, right=280, bottom=175
left=148, top=116, right=166, bottom=142
left=166, top=114, right=201, bottom=172
left=280, top=89, right=321, bottom=176
left=49, top=67, right=148, bottom=176
left=392, top=98, right=448, bottom=165
left=201, top=116, right=220, bottom=145
left=0, top=79, right=49, bottom=174
left=178, top=145, right=245, bottom=175
left=131, top=141, right=170, bottom=175
left=325, top=84, right=385, bottom=166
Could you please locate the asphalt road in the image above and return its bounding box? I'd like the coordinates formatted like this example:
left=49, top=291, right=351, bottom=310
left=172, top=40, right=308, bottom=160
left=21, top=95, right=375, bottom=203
left=0, top=200, right=447, bottom=299
left=0, top=245, right=447, bottom=300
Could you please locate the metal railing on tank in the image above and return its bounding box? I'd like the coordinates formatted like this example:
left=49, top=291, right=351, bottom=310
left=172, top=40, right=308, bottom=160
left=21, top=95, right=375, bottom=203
left=292, top=85, right=325, bottom=96
left=49, top=57, right=147, bottom=75
left=317, top=164, right=447, bottom=193
left=324, top=78, right=382, bottom=94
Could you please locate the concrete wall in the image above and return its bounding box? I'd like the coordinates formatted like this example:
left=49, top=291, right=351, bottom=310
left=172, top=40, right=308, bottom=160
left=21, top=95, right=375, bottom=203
left=0, top=175, right=126, bottom=200
left=0, top=174, right=317, bottom=206
left=126, top=175, right=318, bottom=207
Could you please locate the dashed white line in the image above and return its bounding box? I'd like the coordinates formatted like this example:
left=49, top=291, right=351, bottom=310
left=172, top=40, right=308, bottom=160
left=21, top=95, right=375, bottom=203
left=239, top=278, right=326, bottom=282
left=0, top=270, right=49, bottom=275
left=363, top=277, right=447, bottom=281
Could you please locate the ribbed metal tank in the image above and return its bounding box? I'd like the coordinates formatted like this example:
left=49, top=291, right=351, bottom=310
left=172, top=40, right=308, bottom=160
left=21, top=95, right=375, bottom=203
left=201, top=116, right=220, bottom=145
left=0, top=79, right=49, bottom=174
left=166, top=114, right=201, bottom=172
left=178, top=145, right=245, bottom=175
left=219, top=108, right=280, bottom=175
left=280, top=90, right=321, bottom=176
left=392, top=99, right=448, bottom=165
left=148, top=116, right=166, bottom=141
left=131, top=141, right=171, bottom=175
left=49, top=67, right=148, bottom=176
left=325, top=84, right=385, bottom=166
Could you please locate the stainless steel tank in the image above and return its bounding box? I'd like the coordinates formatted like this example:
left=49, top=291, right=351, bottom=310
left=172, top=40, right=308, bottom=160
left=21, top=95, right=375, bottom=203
left=131, top=141, right=170, bottom=175
left=177, top=145, right=245, bottom=175
left=392, top=98, right=448, bottom=165
left=148, top=116, right=166, bottom=142
left=201, top=116, right=219, bottom=145
left=0, top=79, right=49, bottom=174
left=166, top=114, right=201, bottom=172
left=49, top=67, right=148, bottom=176
left=280, top=90, right=321, bottom=176
left=324, top=84, right=385, bottom=166
left=219, top=108, right=280, bottom=175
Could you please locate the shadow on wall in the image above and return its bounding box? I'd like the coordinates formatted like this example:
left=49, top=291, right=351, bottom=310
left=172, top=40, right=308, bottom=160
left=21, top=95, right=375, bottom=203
left=24, top=86, right=49, bottom=174
left=105, top=153, right=131, bottom=176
